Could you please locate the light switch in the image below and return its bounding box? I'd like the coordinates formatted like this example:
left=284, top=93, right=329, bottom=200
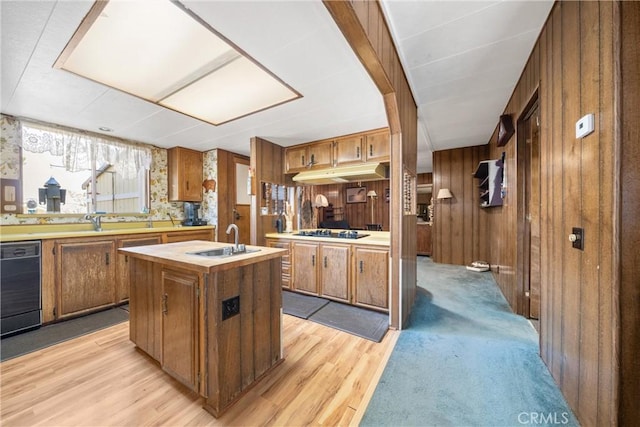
left=576, top=114, right=595, bottom=138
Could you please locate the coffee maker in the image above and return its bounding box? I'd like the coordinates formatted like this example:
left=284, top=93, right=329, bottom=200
left=182, top=202, right=207, bottom=226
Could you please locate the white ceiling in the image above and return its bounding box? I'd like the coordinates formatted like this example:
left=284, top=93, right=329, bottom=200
left=1, top=0, right=553, bottom=173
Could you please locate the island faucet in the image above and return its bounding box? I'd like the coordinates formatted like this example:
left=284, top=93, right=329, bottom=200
left=226, top=224, right=239, bottom=252
left=85, top=214, right=102, bottom=232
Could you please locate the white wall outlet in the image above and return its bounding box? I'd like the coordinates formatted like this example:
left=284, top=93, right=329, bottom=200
left=576, top=113, right=595, bottom=138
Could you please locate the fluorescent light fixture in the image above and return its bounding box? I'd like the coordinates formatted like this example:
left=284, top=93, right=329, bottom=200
left=55, top=0, right=301, bottom=125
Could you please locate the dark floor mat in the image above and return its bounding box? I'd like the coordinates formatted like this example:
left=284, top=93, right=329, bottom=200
left=282, top=291, right=330, bottom=319
left=1, top=306, right=129, bottom=362
left=308, top=301, right=389, bottom=342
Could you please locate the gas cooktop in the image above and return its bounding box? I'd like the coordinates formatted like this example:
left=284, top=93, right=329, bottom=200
left=295, top=229, right=369, bottom=239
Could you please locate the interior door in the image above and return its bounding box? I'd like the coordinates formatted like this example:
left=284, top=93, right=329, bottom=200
left=524, top=104, right=541, bottom=319
left=234, top=159, right=251, bottom=244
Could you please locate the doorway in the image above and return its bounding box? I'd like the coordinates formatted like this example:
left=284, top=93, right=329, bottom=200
left=233, top=159, right=251, bottom=244
left=519, top=99, right=541, bottom=320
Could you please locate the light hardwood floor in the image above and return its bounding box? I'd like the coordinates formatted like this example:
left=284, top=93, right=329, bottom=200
left=0, top=315, right=398, bottom=426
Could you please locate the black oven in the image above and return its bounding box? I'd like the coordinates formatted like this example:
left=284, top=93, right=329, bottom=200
left=1, top=241, right=42, bottom=337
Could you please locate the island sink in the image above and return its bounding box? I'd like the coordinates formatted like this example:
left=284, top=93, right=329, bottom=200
left=187, top=245, right=260, bottom=258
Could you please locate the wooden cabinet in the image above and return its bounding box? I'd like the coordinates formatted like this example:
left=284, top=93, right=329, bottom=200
left=473, top=159, right=504, bottom=208
left=284, top=146, right=308, bottom=173
left=417, top=224, right=432, bottom=256
left=284, top=128, right=389, bottom=174
left=266, top=239, right=291, bottom=289
left=273, top=237, right=388, bottom=311
left=56, top=239, right=116, bottom=318
left=291, top=242, right=319, bottom=295
left=334, top=135, right=364, bottom=166
left=284, top=142, right=333, bottom=173
left=353, top=246, right=389, bottom=310
left=161, top=268, right=199, bottom=391
left=364, top=130, right=390, bottom=162
left=291, top=241, right=350, bottom=302
left=168, top=147, right=203, bottom=202
left=319, top=244, right=350, bottom=303
left=164, top=228, right=213, bottom=243
left=116, top=235, right=162, bottom=303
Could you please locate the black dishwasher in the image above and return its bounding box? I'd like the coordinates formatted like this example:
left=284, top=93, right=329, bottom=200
left=1, top=241, right=42, bottom=337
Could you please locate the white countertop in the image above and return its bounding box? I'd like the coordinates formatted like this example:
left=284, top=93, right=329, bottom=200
left=265, top=230, right=390, bottom=247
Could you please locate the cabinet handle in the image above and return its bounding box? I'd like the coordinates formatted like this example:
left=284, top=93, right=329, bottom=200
left=162, top=294, right=168, bottom=315
left=105, top=253, right=110, bottom=265
left=359, top=260, right=364, bottom=273
left=125, top=255, right=128, bottom=263
left=312, top=254, right=315, bottom=266
left=186, top=181, right=189, bottom=190
left=324, top=256, right=327, bottom=268
left=356, top=146, right=360, bottom=158
left=301, top=155, right=305, bottom=166
left=369, top=144, right=373, bottom=157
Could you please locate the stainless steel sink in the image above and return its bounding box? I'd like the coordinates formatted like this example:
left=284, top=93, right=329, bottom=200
left=187, top=245, right=260, bottom=258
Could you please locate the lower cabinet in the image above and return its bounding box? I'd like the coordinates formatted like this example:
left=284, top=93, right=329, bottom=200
left=164, top=229, right=213, bottom=243
left=284, top=238, right=387, bottom=311
left=319, top=244, right=350, bottom=303
left=117, top=235, right=162, bottom=303
left=161, top=268, right=199, bottom=391
left=265, top=239, right=291, bottom=289
left=291, top=242, right=319, bottom=295
left=353, top=246, right=389, bottom=310
left=56, top=239, right=116, bottom=318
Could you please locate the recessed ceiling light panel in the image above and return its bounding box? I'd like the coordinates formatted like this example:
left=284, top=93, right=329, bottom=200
left=55, top=0, right=301, bottom=125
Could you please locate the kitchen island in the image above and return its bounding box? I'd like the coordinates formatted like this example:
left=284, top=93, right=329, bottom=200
left=119, top=240, right=287, bottom=418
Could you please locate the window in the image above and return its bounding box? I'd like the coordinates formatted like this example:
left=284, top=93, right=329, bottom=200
left=21, top=122, right=150, bottom=215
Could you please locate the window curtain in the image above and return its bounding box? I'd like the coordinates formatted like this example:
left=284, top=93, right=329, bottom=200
left=19, top=120, right=151, bottom=179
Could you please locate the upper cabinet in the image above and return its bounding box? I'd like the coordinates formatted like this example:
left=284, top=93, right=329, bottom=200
left=284, top=142, right=333, bottom=173
left=168, top=147, right=203, bottom=202
left=364, top=130, right=390, bottom=162
left=284, top=128, right=390, bottom=174
left=334, top=135, right=364, bottom=166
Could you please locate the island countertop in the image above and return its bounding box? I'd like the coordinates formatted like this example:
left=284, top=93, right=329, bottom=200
left=119, top=240, right=287, bottom=274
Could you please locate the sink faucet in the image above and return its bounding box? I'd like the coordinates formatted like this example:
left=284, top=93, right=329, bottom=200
left=85, top=214, right=102, bottom=232
left=226, top=224, right=239, bottom=252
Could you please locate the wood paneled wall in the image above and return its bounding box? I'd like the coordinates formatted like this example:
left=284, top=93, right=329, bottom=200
left=324, top=0, right=418, bottom=329
left=250, top=137, right=287, bottom=247
left=315, top=180, right=390, bottom=230
left=479, top=2, right=638, bottom=425
left=618, top=2, right=639, bottom=423
left=432, top=146, right=489, bottom=266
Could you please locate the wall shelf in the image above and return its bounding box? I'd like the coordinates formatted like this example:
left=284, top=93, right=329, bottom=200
left=473, top=159, right=503, bottom=208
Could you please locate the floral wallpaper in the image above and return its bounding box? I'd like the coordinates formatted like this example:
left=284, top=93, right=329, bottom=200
left=202, top=149, right=218, bottom=228
left=1, top=115, right=21, bottom=180
left=0, top=115, right=226, bottom=228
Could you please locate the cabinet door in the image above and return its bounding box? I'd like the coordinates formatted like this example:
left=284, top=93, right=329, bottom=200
left=57, top=240, right=116, bottom=318
left=319, top=244, right=350, bottom=302
left=164, top=229, right=213, bottom=243
left=307, top=141, right=333, bottom=169
left=117, top=235, right=162, bottom=303
left=365, top=131, right=390, bottom=162
left=168, top=147, right=203, bottom=202
left=353, top=247, right=389, bottom=311
left=161, top=269, right=198, bottom=391
left=335, top=136, right=364, bottom=166
left=284, top=146, right=308, bottom=173
left=292, top=242, right=318, bottom=295
left=266, top=239, right=291, bottom=289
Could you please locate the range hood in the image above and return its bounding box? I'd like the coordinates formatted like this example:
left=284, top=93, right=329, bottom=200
left=292, top=163, right=388, bottom=185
